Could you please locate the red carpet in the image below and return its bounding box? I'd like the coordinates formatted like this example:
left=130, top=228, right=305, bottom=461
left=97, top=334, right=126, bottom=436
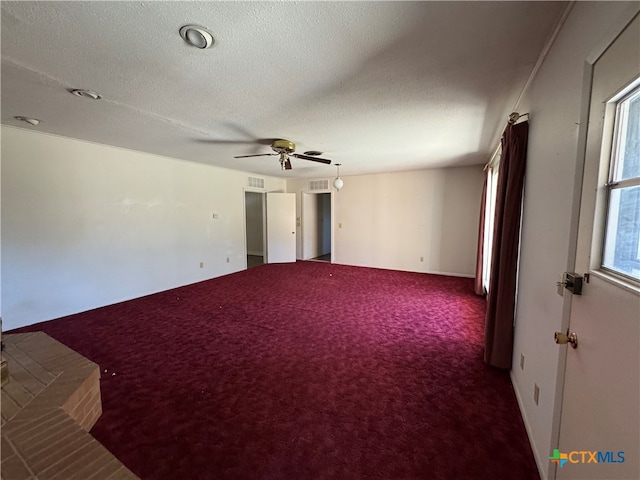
left=11, top=261, right=539, bottom=479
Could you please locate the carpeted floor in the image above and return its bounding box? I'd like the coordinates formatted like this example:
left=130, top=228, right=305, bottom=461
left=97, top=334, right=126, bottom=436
left=10, top=261, right=539, bottom=480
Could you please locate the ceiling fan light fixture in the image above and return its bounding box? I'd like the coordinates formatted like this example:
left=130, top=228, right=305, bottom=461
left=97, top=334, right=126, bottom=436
left=180, top=25, right=215, bottom=49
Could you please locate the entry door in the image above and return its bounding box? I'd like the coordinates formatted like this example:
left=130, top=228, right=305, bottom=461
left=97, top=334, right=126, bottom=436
left=265, top=192, right=296, bottom=264
left=556, top=13, right=639, bottom=480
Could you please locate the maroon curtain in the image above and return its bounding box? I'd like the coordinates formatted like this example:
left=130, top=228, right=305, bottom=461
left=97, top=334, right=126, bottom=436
left=484, top=121, right=529, bottom=369
left=474, top=170, right=488, bottom=295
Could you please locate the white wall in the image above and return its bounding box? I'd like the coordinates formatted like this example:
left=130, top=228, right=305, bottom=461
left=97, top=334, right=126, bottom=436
left=1, top=126, right=284, bottom=330
left=0, top=144, right=2, bottom=323
left=510, top=3, right=638, bottom=478
left=288, top=165, right=483, bottom=276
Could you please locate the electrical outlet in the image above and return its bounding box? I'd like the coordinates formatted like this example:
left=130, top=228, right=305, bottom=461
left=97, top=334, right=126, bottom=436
left=420, top=256, right=424, bottom=262
left=520, top=353, right=525, bottom=370
left=199, top=262, right=204, bottom=268
left=534, top=384, right=540, bottom=406
left=339, top=223, right=342, bottom=228
left=226, top=257, right=230, bottom=263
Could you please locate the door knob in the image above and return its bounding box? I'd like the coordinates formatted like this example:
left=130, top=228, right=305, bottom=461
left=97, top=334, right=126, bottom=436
left=555, top=331, right=578, bottom=349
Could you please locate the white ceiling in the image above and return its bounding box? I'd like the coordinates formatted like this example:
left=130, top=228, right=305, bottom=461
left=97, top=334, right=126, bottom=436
left=1, top=1, right=566, bottom=178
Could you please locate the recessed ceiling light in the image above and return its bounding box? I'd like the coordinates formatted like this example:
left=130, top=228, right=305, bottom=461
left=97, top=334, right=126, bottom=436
left=180, top=25, right=215, bottom=49
left=70, top=89, right=102, bottom=100
left=14, top=116, right=41, bottom=126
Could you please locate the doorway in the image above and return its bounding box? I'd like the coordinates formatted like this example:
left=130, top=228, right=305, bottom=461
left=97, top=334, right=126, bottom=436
left=245, top=191, right=264, bottom=268
left=302, top=192, right=332, bottom=262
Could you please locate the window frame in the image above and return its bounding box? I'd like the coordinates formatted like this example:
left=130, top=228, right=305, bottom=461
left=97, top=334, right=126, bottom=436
left=599, top=81, right=640, bottom=286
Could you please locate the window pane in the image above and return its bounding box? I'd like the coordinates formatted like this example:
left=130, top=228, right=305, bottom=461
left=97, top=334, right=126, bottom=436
left=603, top=185, right=640, bottom=281
left=615, top=89, right=640, bottom=181
left=482, top=167, right=499, bottom=292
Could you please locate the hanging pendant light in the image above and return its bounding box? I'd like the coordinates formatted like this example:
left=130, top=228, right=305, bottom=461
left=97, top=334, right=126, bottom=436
left=333, top=164, right=344, bottom=190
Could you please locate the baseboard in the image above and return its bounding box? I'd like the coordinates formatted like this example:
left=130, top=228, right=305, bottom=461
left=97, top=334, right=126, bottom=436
left=426, top=270, right=475, bottom=278
left=510, top=370, right=547, bottom=480
left=328, top=262, right=475, bottom=279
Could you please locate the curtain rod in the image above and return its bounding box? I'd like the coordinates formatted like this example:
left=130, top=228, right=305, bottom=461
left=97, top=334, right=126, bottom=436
left=483, top=112, right=530, bottom=171
left=508, top=112, right=529, bottom=125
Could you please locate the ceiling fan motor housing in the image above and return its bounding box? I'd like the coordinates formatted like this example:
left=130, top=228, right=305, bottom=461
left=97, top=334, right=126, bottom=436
left=271, top=139, right=296, bottom=154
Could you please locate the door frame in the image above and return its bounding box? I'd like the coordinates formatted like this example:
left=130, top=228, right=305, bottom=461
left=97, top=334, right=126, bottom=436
left=547, top=5, right=640, bottom=480
left=301, top=189, right=335, bottom=262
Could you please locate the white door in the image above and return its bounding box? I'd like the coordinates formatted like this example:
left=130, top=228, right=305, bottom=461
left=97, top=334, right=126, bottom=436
left=555, top=12, right=639, bottom=480
left=265, top=192, right=296, bottom=264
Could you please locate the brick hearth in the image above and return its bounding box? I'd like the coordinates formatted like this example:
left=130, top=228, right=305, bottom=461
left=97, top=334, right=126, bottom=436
left=1, top=332, right=138, bottom=479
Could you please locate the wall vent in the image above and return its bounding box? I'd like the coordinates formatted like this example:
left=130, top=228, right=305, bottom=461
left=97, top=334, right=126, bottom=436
left=248, top=177, right=265, bottom=189
left=309, top=179, right=329, bottom=191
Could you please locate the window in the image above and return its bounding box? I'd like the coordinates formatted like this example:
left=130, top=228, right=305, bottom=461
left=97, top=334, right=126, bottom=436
left=482, top=162, right=500, bottom=292
left=482, top=158, right=502, bottom=293
left=602, top=84, right=640, bottom=282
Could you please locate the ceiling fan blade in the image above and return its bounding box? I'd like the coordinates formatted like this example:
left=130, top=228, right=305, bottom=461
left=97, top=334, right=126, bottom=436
left=234, top=153, right=277, bottom=158
left=292, top=153, right=332, bottom=164
left=222, top=123, right=280, bottom=146
left=198, top=139, right=256, bottom=145
left=196, top=137, right=279, bottom=147
left=284, top=158, right=292, bottom=170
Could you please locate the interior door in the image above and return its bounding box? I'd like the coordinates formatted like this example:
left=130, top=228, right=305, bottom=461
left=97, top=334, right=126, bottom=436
left=555, top=13, right=639, bottom=480
left=266, top=192, right=296, bottom=264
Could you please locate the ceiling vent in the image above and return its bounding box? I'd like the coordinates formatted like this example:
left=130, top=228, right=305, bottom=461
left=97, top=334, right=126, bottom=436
left=248, top=177, right=265, bottom=189
left=309, top=179, right=329, bottom=191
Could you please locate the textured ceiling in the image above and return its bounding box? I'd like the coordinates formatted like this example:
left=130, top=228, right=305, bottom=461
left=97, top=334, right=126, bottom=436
left=1, top=1, right=566, bottom=178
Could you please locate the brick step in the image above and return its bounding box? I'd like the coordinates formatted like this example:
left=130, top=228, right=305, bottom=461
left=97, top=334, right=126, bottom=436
left=1, top=332, right=138, bottom=480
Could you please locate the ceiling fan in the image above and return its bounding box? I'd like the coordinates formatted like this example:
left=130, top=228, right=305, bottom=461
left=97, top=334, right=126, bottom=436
left=234, top=139, right=332, bottom=170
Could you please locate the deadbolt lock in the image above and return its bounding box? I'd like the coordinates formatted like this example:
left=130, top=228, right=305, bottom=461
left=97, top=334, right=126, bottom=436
left=556, top=272, right=583, bottom=295
left=555, top=331, right=578, bottom=349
